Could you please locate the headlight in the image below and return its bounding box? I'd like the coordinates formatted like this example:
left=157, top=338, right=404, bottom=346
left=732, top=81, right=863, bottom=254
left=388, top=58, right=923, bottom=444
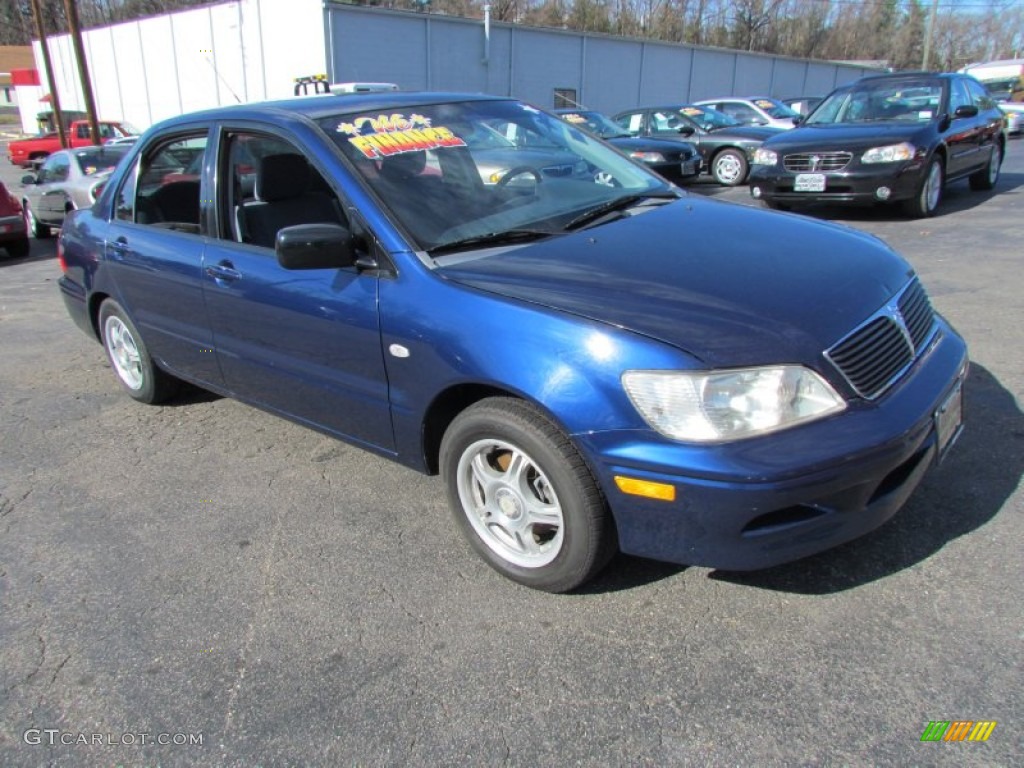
left=622, top=366, right=846, bottom=442
left=630, top=151, right=666, bottom=163
left=861, top=143, right=916, bottom=164
left=752, top=148, right=778, bottom=166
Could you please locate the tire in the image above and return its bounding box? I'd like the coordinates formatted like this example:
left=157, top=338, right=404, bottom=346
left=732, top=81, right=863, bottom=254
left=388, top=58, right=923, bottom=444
left=4, top=237, right=30, bottom=258
left=440, top=397, right=617, bottom=592
left=762, top=199, right=791, bottom=211
left=98, top=298, right=179, bottom=404
left=969, top=142, right=1002, bottom=191
left=903, top=156, right=943, bottom=218
left=23, top=201, right=52, bottom=239
left=711, top=148, right=749, bottom=186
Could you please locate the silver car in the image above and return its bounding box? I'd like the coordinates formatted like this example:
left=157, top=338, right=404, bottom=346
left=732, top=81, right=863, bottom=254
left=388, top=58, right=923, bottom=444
left=20, top=146, right=131, bottom=237
left=694, top=97, right=800, bottom=130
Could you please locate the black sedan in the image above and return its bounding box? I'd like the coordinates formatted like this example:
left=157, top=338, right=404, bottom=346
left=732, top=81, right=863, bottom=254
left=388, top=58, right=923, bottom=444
left=556, top=110, right=701, bottom=184
left=748, top=72, right=1005, bottom=217
left=611, top=104, right=782, bottom=185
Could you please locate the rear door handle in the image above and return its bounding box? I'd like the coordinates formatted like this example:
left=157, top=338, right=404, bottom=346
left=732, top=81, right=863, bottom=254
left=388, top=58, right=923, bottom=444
left=205, top=261, right=242, bottom=282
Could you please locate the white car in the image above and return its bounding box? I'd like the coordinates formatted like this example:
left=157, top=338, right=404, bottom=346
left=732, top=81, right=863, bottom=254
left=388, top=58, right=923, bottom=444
left=998, top=103, right=1023, bottom=134
left=694, top=97, right=800, bottom=130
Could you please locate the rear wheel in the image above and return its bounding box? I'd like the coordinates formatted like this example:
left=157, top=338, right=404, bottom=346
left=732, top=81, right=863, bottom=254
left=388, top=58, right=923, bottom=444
left=440, top=398, right=616, bottom=592
left=99, top=299, right=180, bottom=404
left=23, top=202, right=52, bottom=238
left=903, top=156, right=943, bottom=218
left=711, top=149, right=749, bottom=186
left=969, top=142, right=1002, bottom=191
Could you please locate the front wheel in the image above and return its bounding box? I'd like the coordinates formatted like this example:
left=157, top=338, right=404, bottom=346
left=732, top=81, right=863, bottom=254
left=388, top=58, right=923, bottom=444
left=903, top=156, right=943, bottom=218
left=711, top=149, right=749, bottom=186
left=99, top=299, right=179, bottom=404
left=23, top=202, right=52, bottom=239
left=440, top=398, right=616, bottom=592
left=969, top=142, right=1002, bottom=191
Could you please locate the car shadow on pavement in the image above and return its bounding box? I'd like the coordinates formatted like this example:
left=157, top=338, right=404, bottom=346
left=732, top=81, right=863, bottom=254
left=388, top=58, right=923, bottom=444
left=0, top=238, right=56, bottom=267
left=576, top=554, right=687, bottom=594
left=166, top=382, right=224, bottom=405
left=708, top=363, right=1020, bottom=594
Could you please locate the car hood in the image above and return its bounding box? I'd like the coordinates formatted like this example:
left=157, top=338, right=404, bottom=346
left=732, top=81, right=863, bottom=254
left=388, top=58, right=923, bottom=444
left=437, top=198, right=912, bottom=367
left=765, top=122, right=930, bottom=151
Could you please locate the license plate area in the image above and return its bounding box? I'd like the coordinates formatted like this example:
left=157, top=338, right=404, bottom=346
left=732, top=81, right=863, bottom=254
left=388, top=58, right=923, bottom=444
left=935, top=379, right=964, bottom=462
left=794, top=173, right=826, bottom=192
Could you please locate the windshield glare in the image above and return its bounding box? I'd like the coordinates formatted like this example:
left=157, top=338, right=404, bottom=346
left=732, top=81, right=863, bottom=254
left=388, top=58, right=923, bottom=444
left=72, top=147, right=129, bottom=175
left=321, top=100, right=671, bottom=252
left=756, top=99, right=800, bottom=119
left=807, top=80, right=945, bottom=125
left=678, top=106, right=740, bottom=130
left=559, top=111, right=626, bottom=138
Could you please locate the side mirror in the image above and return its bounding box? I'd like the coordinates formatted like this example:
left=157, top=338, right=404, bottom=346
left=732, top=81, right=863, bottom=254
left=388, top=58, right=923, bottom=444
left=275, top=223, right=357, bottom=270
left=953, top=104, right=979, bottom=119
left=21, top=173, right=37, bottom=185
left=792, top=116, right=804, bottom=126
left=676, top=125, right=695, bottom=136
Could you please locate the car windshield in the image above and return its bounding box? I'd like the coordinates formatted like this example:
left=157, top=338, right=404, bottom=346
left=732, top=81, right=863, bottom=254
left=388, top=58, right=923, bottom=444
left=752, top=98, right=800, bottom=119
left=559, top=111, right=627, bottom=138
left=677, top=106, right=741, bottom=131
left=71, top=146, right=130, bottom=175
left=320, top=99, right=674, bottom=253
left=806, top=79, right=945, bottom=125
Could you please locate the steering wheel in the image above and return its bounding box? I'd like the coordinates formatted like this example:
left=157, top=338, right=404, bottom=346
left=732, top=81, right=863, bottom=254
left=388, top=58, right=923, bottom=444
left=496, top=166, right=543, bottom=188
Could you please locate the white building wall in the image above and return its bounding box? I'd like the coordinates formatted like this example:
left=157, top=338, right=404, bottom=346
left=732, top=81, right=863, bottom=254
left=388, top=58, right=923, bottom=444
left=27, top=0, right=328, bottom=132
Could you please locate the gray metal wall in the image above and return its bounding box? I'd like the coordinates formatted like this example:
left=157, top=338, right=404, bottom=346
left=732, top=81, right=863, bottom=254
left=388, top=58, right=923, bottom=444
left=325, top=5, right=878, bottom=114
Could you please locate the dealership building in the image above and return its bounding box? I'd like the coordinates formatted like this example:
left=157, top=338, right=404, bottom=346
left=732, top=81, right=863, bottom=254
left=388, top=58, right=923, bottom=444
left=14, top=0, right=874, bottom=133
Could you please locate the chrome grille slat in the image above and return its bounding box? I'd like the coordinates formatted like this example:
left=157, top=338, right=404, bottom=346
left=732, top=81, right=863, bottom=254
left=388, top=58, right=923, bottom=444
left=825, top=278, right=938, bottom=399
left=783, top=152, right=853, bottom=172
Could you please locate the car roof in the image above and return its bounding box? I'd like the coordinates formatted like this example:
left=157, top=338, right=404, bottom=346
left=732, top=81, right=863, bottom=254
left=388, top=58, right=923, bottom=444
left=149, top=92, right=513, bottom=131
left=857, top=71, right=957, bottom=82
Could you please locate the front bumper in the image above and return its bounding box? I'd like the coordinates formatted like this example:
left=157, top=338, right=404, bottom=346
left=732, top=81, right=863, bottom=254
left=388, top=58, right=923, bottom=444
left=749, top=158, right=925, bottom=205
left=647, top=156, right=702, bottom=183
left=576, top=321, right=967, bottom=570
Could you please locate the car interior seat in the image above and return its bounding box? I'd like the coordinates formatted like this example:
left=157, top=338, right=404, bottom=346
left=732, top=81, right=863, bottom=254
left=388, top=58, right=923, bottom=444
left=236, top=153, right=344, bottom=248
left=143, top=180, right=201, bottom=232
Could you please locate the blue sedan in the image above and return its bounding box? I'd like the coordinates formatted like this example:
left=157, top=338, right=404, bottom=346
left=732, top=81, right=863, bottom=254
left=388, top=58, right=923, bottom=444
left=57, top=92, right=967, bottom=591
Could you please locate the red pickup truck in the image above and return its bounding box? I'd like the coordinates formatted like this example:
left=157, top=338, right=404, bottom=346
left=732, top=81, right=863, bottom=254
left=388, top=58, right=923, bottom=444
left=7, top=120, right=137, bottom=167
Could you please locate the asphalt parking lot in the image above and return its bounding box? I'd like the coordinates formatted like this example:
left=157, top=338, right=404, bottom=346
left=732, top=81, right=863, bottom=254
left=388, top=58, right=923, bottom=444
left=1, top=141, right=1021, bottom=767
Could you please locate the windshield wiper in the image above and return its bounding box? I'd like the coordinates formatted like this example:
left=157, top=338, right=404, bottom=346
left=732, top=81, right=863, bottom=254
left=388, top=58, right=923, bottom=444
left=564, top=193, right=677, bottom=232
left=428, top=229, right=561, bottom=256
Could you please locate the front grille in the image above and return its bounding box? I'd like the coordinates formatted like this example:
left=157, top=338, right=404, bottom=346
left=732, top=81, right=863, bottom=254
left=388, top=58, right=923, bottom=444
left=825, top=278, right=937, bottom=399
left=897, top=278, right=935, bottom=348
left=783, top=152, right=852, bottom=172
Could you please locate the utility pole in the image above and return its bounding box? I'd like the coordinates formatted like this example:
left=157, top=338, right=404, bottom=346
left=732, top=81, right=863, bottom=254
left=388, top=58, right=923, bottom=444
left=63, top=0, right=101, bottom=146
left=29, top=0, right=67, bottom=147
